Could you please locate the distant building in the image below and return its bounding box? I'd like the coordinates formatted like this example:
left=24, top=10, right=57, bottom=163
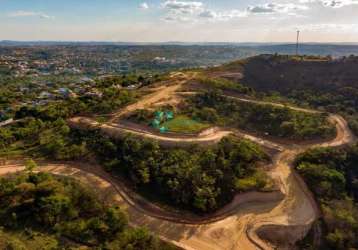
left=85, top=89, right=103, bottom=98
left=58, top=88, right=77, bottom=98
left=79, top=76, right=94, bottom=83
left=125, top=83, right=142, bottom=90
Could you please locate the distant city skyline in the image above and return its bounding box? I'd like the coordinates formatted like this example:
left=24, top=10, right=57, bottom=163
left=1, top=0, right=358, bottom=42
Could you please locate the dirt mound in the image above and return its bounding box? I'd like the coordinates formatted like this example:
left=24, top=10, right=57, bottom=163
left=256, top=223, right=313, bottom=250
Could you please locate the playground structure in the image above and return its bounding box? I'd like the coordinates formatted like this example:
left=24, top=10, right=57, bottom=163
left=151, top=110, right=174, bottom=133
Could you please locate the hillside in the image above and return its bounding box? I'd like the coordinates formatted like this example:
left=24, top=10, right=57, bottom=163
left=209, top=54, right=358, bottom=135
left=214, top=54, right=358, bottom=92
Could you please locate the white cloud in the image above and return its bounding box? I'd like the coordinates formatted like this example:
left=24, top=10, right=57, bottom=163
left=140, top=2, right=149, bottom=10
left=198, top=10, right=216, bottom=18
left=164, top=15, right=192, bottom=22
left=198, top=9, right=247, bottom=21
left=162, top=0, right=204, bottom=22
left=163, top=0, right=203, bottom=14
left=300, top=0, right=358, bottom=8
left=322, top=0, right=358, bottom=7
left=162, top=0, right=248, bottom=22
left=8, top=10, right=54, bottom=19
left=160, top=0, right=358, bottom=31
left=247, top=3, right=308, bottom=14
left=161, top=1, right=310, bottom=23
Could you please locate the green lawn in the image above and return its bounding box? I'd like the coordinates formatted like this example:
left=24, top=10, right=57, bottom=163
left=162, top=115, right=210, bottom=133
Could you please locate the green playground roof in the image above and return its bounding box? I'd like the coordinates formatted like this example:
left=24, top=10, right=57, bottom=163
left=152, top=119, right=161, bottom=127
left=155, top=111, right=164, bottom=118
left=159, top=126, right=168, bottom=133
left=165, top=111, right=174, bottom=119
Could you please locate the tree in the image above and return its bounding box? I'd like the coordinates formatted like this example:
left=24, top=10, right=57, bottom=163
left=25, top=159, right=37, bottom=173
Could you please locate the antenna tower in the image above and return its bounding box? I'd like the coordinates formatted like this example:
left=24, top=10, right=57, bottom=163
left=296, top=30, right=300, bottom=55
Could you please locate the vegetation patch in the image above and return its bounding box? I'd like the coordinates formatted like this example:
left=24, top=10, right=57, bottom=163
left=295, top=146, right=358, bottom=250
left=0, top=230, right=58, bottom=250
left=0, top=118, right=88, bottom=160
left=161, top=115, right=210, bottom=133
left=75, top=130, right=272, bottom=214
left=0, top=169, right=175, bottom=250
left=126, top=109, right=209, bottom=134
left=218, top=54, right=358, bottom=137
left=195, top=76, right=253, bottom=94
left=185, top=91, right=335, bottom=140
left=235, top=169, right=273, bottom=192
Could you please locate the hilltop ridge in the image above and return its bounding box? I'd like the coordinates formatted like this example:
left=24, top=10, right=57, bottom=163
left=211, top=54, right=358, bottom=92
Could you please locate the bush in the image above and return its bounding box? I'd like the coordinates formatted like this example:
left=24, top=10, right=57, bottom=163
left=235, top=170, right=268, bottom=192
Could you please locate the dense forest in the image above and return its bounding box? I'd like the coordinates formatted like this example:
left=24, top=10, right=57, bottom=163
left=0, top=166, right=175, bottom=250
left=295, top=146, right=358, bottom=250
left=185, top=91, right=335, bottom=140
left=76, top=130, right=271, bottom=213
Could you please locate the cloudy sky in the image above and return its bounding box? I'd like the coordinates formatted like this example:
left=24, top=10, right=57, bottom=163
left=0, top=0, right=358, bottom=42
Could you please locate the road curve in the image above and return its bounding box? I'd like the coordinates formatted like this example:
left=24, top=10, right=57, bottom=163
left=1, top=85, right=357, bottom=250
left=55, top=92, right=358, bottom=250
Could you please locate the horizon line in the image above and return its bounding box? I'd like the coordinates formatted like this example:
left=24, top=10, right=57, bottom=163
left=1, top=40, right=358, bottom=45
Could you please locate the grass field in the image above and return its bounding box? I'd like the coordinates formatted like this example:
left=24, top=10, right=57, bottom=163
left=162, top=115, right=210, bottom=133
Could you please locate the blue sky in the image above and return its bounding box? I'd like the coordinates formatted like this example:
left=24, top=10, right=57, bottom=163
left=1, top=0, right=358, bottom=42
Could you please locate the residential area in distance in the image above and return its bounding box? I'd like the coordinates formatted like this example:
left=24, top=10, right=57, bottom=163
left=1, top=43, right=358, bottom=124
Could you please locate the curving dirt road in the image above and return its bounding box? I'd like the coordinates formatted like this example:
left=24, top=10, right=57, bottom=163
left=68, top=91, right=333, bottom=151
left=108, top=72, right=198, bottom=123
left=56, top=75, right=358, bottom=250
left=1, top=73, right=357, bottom=250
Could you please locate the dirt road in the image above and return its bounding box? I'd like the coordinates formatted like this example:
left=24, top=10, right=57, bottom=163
left=108, top=72, right=197, bottom=123
left=1, top=74, right=357, bottom=249
left=69, top=92, right=333, bottom=151
left=3, top=114, right=356, bottom=250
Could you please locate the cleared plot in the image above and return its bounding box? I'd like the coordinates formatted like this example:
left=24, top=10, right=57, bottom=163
left=161, top=115, right=210, bottom=133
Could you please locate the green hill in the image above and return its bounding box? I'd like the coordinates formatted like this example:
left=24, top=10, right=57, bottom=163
left=215, top=54, right=358, bottom=93
left=207, top=54, right=358, bottom=135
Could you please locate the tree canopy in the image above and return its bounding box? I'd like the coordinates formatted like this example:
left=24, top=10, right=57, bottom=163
left=0, top=172, right=176, bottom=250
left=295, top=145, right=358, bottom=249
left=78, top=130, right=271, bottom=213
